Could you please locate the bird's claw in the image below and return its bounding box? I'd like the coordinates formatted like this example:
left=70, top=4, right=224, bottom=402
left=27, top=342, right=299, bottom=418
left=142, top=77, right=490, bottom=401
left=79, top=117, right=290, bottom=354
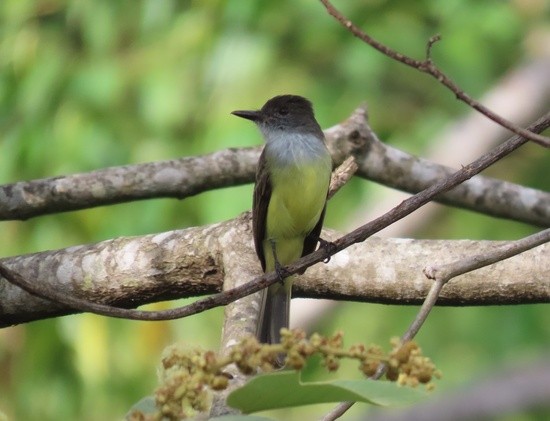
left=274, top=261, right=290, bottom=283
left=318, top=238, right=337, bottom=263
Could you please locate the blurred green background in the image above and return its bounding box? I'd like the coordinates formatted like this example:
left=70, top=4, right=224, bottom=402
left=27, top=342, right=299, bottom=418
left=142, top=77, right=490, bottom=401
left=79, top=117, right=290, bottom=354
left=0, top=0, right=549, bottom=420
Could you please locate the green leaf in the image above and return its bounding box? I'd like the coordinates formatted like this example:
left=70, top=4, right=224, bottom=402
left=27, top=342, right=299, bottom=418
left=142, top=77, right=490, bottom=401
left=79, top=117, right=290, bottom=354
left=227, top=371, right=425, bottom=413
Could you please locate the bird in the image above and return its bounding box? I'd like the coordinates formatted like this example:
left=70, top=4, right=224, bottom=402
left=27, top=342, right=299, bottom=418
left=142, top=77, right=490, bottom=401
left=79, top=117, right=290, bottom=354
left=232, top=95, right=332, bottom=353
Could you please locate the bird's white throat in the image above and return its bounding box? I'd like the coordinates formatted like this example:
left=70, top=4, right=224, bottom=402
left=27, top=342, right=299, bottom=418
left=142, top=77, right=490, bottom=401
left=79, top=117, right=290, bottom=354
left=262, top=129, right=329, bottom=167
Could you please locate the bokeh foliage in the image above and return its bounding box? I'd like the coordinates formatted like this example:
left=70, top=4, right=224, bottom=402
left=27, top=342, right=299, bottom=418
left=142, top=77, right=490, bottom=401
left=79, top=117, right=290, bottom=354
left=0, top=0, right=548, bottom=420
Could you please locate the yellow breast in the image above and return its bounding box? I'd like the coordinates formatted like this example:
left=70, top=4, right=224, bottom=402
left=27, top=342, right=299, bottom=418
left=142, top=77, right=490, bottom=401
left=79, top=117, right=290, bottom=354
left=266, top=160, right=330, bottom=240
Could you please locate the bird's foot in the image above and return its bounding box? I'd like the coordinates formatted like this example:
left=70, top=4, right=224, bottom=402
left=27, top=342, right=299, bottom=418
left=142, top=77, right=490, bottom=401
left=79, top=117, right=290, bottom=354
left=274, top=260, right=290, bottom=283
left=318, top=238, right=337, bottom=263
left=269, top=239, right=289, bottom=283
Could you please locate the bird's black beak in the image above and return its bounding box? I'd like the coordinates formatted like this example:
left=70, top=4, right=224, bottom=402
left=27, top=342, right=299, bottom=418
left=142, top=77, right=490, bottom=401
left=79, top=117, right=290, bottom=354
left=231, top=109, right=261, bottom=122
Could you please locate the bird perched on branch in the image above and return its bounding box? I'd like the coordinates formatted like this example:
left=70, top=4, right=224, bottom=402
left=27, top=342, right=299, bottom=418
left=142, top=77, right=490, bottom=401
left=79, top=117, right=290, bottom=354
left=232, top=95, right=332, bottom=355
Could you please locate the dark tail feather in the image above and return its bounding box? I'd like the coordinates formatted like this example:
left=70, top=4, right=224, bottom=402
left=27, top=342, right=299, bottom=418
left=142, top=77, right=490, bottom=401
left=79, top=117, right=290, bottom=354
left=256, top=284, right=290, bottom=366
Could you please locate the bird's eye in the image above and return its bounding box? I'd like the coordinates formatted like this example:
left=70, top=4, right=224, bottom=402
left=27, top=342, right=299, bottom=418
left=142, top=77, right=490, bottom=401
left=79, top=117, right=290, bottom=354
left=278, top=107, right=289, bottom=116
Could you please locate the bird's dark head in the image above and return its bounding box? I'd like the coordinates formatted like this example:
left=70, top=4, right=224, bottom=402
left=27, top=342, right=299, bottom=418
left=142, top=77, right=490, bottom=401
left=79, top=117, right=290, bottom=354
left=232, top=95, right=319, bottom=132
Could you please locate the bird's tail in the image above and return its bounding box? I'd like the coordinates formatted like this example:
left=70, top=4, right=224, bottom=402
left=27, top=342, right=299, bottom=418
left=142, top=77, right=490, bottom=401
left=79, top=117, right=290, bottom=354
left=256, top=281, right=291, bottom=351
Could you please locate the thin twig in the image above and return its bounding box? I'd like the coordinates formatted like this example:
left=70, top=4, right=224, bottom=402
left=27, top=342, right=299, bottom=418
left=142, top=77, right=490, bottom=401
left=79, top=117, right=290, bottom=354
left=321, top=230, right=550, bottom=421
left=423, top=228, right=550, bottom=287
left=328, top=156, right=358, bottom=199
left=409, top=228, right=550, bottom=342
left=319, top=0, right=550, bottom=148
left=425, top=34, right=442, bottom=60
left=320, top=402, right=354, bottom=421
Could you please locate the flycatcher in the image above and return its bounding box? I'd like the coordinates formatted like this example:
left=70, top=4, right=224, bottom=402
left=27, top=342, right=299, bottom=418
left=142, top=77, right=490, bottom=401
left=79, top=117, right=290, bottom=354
left=232, top=95, right=332, bottom=347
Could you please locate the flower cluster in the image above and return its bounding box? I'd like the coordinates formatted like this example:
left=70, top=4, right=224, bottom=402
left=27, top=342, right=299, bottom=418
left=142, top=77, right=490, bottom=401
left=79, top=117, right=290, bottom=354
left=387, top=337, right=441, bottom=389
left=154, top=346, right=228, bottom=420
left=137, top=330, right=439, bottom=420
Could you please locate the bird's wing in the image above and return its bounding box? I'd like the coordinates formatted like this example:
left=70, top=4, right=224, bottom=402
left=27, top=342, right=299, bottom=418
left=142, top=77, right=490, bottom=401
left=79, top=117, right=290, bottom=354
left=302, top=202, right=326, bottom=258
left=253, top=148, right=271, bottom=272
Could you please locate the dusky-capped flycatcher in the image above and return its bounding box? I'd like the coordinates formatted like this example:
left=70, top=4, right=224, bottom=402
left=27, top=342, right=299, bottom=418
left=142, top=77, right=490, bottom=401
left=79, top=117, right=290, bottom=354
left=232, top=95, right=332, bottom=349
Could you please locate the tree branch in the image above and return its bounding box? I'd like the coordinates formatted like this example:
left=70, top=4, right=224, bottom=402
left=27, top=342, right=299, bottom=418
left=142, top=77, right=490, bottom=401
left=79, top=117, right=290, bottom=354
left=1, top=108, right=549, bottom=226
left=0, top=147, right=259, bottom=220
left=342, top=108, right=550, bottom=227
left=319, top=0, right=550, bottom=147
left=1, top=218, right=548, bottom=328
